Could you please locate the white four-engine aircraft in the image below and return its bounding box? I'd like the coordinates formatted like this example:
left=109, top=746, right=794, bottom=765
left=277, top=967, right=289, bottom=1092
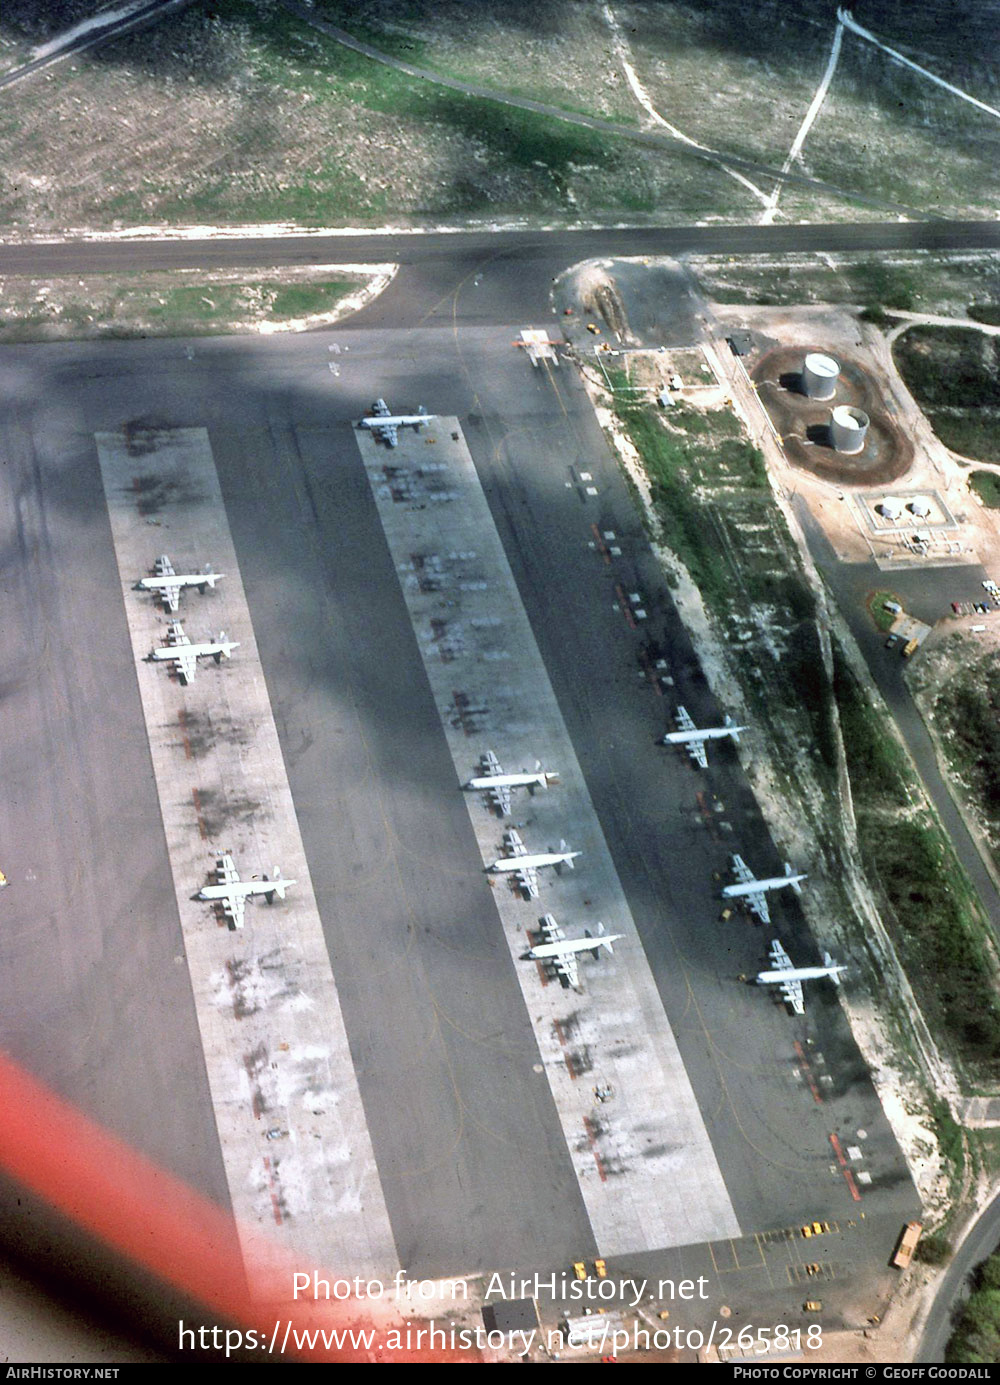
left=524, top=915, right=623, bottom=990
left=197, top=854, right=296, bottom=929
left=136, top=555, right=224, bottom=612
left=488, top=828, right=580, bottom=899
left=722, top=854, right=807, bottom=925
left=150, top=621, right=239, bottom=684
left=358, top=399, right=436, bottom=448
left=466, top=751, right=557, bottom=816
left=663, top=706, right=747, bottom=769
left=756, top=938, right=846, bottom=1014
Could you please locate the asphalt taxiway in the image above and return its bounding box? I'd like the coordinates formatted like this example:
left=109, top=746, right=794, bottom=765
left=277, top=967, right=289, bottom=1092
left=0, top=317, right=918, bottom=1330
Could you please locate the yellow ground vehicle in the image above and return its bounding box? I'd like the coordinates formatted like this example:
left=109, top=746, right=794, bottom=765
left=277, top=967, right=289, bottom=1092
left=892, top=1222, right=923, bottom=1269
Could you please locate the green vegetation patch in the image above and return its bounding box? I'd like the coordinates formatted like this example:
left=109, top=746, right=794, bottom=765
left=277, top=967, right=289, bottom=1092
left=869, top=591, right=903, bottom=633
left=834, top=645, right=1000, bottom=1076
left=0, top=273, right=358, bottom=342
left=969, top=304, right=1000, bottom=327
left=894, top=326, right=1000, bottom=464
left=833, top=649, right=911, bottom=808
left=947, top=1250, right=1000, bottom=1363
left=933, top=651, right=1000, bottom=871
left=694, top=254, right=1000, bottom=318
left=609, top=376, right=835, bottom=776
left=969, top=472, right=1000, bottom=508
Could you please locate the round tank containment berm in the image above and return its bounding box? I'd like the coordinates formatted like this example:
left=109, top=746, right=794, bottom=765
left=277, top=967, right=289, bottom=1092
left=831, top=405, right=869, bottom=454
left=802, top=353, right=840, bottom=399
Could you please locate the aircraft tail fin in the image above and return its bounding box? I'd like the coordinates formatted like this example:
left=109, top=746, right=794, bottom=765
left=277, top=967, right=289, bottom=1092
left=559, top=840, right=575, bottom=870
left=596, top=922, right=614, bottom=956
left=263, top=867, right=286, bottom=904
left=823, top=951, right=842, bottom=984
left=785, top=862, right=803, bottom=893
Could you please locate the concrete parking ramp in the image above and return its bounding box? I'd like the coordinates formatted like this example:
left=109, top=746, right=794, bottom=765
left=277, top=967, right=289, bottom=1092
left=96, top=426, right=398, bottom=1295
left=357, top=421, right=739, bottom=1254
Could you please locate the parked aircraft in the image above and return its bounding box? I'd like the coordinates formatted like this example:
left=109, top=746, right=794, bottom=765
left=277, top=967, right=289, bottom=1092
left=197, top=854, right=296, bottom=930
left=357, top=399, right=436, bottom=447
left=524, top=915, right=623, bottom=990
left=487, top=828, right=580, bottom=899
left=150, top=621, right=239, bottom=684
left=466, top=751, right=556, bottom=815
left=756, top=938, right=846, bottom=1014
left=136, top=555, right=224, bottom=612
left=722, top=855, right=807, bottom=925
left=663, top=706, right=747, bottom=769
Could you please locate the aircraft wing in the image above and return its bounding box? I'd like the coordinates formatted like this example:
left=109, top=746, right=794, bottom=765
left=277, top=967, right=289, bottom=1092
left=688, top=739, right=708, bottom=770
left=177, top=648, right=197, bottom=684
left=554, top=948, right=579, bottom=989
left=481, top=752, right=511, bottom=814
left=732, top=854, right=754, bottom=885
left=213, top=855, right=245, bottom=929
left=504, top=828, right=527, bottom=857
left=675, top=705, right=696, bottom=734
left=381, top=422, right=398, bottom=447
left=163, top=622, right=197, bottom=684
left=538, top=917, right=579, bottom=988
left=373, top=398, right=391, bottom=417
left=216, top=854, right=240, bottom=886
left=155, top=556, right=181, bottom=611
left=780, top=976, right=804, bottom=1014
left=746, top=889, right=770, bottom=925
left=518, top=863, right=539, bottom=899
left=768, top=939, right=792, bottom=970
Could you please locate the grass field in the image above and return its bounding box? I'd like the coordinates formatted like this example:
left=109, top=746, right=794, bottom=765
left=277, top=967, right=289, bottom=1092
left=0, top=269, right=362, bottom=341
left=893, top=326, right=1000, bottom=465
left=0, top=0, right=998, bottom=230
left=833, top=646, right=1000, bottom=1079
left=970, top=472, right=1000, bottom=508
left=694, top=253, right=1000, bottom=317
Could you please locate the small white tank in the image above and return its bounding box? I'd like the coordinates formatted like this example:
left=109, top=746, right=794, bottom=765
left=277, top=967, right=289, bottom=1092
left=879, top=496, right=904, bottom=520
left=909, top=496, right=932, bottom=518
left=831, top=405, right=869, bottom=454
left=802, top=352, right=840, bottom=399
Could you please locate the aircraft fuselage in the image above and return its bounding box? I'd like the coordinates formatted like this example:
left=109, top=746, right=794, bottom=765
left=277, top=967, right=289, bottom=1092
left=490, top=851, right=579, bottom=873
left=664, top=725, right=746, bottom=744
left=757, top=965, right=844, bottom=985
left=723, top=874, right=806, bottom=898
left=527, top=934, right=622, bottom=960
left=468, top=772, right=547, bottom=791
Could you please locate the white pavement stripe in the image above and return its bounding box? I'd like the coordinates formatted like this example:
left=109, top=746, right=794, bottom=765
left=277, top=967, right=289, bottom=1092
left=602, top=3, right=772, bottom=211
left=358, top=422, right=739, bottom=1254
left=96, top=426, right=397, bottom=1293
left=839, top=6, right=1000, bottom=121
left=760, top=19, right=844, bottom=225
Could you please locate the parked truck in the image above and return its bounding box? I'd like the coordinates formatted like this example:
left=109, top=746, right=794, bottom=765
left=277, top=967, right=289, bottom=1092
left=892, top=1221, right=923, bottom=1269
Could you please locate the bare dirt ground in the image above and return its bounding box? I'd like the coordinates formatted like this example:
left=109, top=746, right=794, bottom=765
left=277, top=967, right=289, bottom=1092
left=711, top=302, right=992, bottom=570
